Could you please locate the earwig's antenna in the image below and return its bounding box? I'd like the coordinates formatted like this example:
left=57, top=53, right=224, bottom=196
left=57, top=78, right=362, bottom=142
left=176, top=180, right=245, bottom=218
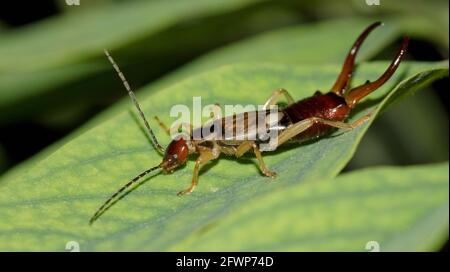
left=89, top=165, right=161, bottom=224
left=104, top=49, right=165, bottom=154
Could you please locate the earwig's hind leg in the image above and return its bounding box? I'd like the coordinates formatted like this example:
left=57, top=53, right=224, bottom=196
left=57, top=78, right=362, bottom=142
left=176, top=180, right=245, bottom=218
left=277, top=119, right=316, bottom=147
left=154, top=116, right=170, bottom=135
left=312, top=114, right=372, bottom=131
left=344, top=36, right=410, bottom=107
left=234, top=141, right=276, bottom=178
left=276, top=114, right=372, bottom=146
left=177, top=143, right=220, bottom=196
left=252, top=143, right=277, bottom=177
left=330, top=22, right=382, bottom=96
left=263, top=88, right=295, bottom=109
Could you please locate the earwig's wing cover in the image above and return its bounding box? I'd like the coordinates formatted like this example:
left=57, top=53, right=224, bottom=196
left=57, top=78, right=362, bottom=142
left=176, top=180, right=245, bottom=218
left=193, top=110, right=287, bottom=143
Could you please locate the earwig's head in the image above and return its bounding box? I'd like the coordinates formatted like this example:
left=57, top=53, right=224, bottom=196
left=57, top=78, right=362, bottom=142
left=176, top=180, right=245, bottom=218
left=160, top=137, right=189, bottom=173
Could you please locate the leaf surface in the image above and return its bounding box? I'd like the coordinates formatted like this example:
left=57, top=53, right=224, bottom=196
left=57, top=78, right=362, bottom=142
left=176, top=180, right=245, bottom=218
left=0, top=61, right=447, bottom=251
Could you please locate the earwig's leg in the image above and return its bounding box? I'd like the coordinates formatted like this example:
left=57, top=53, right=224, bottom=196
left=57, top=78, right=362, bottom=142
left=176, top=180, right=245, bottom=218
left=331, top=22, right=382, bottom=96
left=168, top=122, right=193, bottom=139
left=345, top=36, right=410, bottom=107
left=177, top=143, right=220, bottom=196
left=277, top=113, right=372, bottom=146
left=235, top=141, right=253, bottom=158
left=234, top=141, right=276, bottom=177
left=176, top=160, right=201, bottom=196
left=252, top=143, right=277, bottom=177
left=263, top=88, right=296, bottom=109
left=176, top=122, right=193, bottom=133
left=154, top=116, right=193, bottom=137
left=154, top=116, right=170, bottom=135
left=312, top=114, right=372, bottom=131
left=277, top=119, right=317, bottom=146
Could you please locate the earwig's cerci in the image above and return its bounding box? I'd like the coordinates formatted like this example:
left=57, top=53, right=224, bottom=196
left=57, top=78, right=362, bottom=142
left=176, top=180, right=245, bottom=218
left=90, top=22, right=409, bottom=224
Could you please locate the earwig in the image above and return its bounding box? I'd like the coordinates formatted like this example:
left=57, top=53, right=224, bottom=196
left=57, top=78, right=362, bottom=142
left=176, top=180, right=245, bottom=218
left=90, top=22, right=409, bottom=224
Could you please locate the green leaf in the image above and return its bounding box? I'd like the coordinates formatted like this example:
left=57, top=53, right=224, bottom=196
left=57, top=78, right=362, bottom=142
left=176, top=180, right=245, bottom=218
left=172, top=162, right=449, bottom=251
left=0, top=60, right=447, bottom=251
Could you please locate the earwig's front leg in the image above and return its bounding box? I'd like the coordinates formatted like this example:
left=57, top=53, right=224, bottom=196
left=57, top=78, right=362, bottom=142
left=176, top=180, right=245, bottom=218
left=154, top=116, right=194, bottom=137
left=154, top=116, right=171, bottom=135
left=277, top=113, right=372, bottom=146
left=176, top=160, right=201, bottom=196
left=263, top=88, right=295, bottom=109
left=177, top=142, right=220, bottom=196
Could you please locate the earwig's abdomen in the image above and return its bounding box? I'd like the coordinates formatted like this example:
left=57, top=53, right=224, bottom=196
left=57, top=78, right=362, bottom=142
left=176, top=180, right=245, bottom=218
left=283, top=92, right=351, bottom=142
